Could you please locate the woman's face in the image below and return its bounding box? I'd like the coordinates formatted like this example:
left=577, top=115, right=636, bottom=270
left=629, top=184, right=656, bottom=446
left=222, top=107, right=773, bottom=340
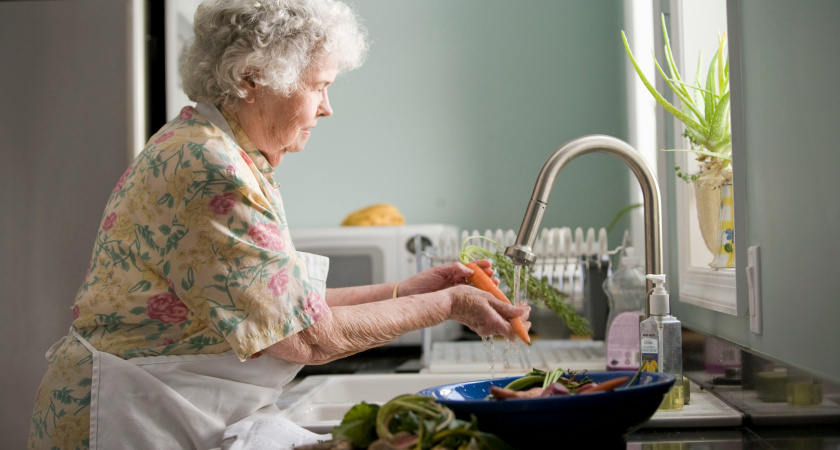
left=234, top=59, right=337, bottom=166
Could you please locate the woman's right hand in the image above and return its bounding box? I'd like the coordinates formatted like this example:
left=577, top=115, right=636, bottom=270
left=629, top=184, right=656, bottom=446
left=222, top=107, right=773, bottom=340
left=445, top=285, right=531, bottom=342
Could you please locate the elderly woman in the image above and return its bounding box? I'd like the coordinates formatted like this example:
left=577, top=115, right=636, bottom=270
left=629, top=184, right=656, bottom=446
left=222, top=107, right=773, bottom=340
left=28, top=0, right=529, bottom=448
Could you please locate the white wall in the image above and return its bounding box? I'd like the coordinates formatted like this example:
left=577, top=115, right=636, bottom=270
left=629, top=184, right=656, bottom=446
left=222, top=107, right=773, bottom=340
left=0, top=1, right=131, bottom=447
left=272, top=0, right=632, bottom=238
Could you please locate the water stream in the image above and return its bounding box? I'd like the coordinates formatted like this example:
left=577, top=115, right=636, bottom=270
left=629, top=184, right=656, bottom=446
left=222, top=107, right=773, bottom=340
left=480, top=262, right=532, bottom=377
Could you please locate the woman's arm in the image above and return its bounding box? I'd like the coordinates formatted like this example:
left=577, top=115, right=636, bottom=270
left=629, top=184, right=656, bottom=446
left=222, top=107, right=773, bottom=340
left=324, top=260, right=497, bottom=307
left=325, top=284, right=395, bottom=307
left=265, top=285, right=529, bottom=365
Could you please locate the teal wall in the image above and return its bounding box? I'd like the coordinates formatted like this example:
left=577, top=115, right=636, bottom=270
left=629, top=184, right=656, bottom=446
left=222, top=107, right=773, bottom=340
left=276, top=0, right=632, bottom=242
left=669, top=0, right=840, bottom=384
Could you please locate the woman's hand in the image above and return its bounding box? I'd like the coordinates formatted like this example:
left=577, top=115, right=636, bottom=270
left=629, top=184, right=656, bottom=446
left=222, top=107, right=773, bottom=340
left=398, top=260, right=498, bottom=297
left=265, top=281, right=531, bottom=365
left=446, top=285, right=531, bottom=342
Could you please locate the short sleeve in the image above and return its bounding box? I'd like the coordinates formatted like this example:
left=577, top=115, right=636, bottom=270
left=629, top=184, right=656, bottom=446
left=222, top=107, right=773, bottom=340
left=136, top=114, right=325, bottom=360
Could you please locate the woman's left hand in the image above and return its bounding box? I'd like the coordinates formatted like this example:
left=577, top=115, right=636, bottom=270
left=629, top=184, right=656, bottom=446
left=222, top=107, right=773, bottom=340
left=397, top=260, right=498, bottom=297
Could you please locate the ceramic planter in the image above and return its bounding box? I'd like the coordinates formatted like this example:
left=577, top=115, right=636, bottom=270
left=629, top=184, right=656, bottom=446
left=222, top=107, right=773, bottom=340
left=693, top=180, right=734, bottom=269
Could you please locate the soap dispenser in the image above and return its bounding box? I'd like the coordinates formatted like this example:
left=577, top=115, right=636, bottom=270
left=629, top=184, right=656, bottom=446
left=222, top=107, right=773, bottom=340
left=639, top=274, right=684, bottom=411
left=603, top=247, right=646, bottom=371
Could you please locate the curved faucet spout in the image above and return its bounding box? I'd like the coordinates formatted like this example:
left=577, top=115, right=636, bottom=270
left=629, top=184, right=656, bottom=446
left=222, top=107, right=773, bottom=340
left=504, top=135, right=662, bottom=312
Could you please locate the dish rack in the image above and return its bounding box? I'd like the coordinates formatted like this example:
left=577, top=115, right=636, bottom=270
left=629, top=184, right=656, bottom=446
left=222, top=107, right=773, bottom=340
left=411, top=226, right=628, bottom=369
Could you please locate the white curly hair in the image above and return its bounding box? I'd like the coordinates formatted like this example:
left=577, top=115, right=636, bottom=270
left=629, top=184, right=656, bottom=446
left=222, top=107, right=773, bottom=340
left=180, top=0, right=368, bottom=105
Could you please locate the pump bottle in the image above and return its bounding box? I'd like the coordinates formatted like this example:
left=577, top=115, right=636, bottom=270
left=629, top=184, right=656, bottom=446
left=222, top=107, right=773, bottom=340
left=602, top=247, right=646, bottom=371
left=639, top=274, right=684, bottom=411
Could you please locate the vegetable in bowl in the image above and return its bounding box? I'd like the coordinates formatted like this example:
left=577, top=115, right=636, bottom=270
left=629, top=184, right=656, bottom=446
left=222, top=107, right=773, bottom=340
left=298, top=394, right=513, bottom=450
left=417, top=369, right=674, bottom=447
left=487, top=367, right=639, bottom=400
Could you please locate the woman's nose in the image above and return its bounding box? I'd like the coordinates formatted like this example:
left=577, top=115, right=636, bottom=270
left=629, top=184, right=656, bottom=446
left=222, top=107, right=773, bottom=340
left=318, top=92, right=333, bottom=118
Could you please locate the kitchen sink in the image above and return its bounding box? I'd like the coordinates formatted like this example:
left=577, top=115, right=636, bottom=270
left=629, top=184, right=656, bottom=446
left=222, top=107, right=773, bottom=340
left=276, top=373, right=491, bottom=433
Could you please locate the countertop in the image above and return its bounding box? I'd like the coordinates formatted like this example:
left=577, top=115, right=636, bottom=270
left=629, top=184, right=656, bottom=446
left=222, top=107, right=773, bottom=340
left=290, top=344, right=840, bottom=448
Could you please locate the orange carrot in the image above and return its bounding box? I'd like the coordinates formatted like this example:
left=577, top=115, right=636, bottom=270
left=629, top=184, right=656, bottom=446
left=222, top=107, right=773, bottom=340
left=465, top=262, right=531, bottom=345
left=580, top=376, right=630, bottom=394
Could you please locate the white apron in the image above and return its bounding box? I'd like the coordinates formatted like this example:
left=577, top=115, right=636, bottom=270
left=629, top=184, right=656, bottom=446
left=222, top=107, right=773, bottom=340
left=69, top=251, right=329, bottom=450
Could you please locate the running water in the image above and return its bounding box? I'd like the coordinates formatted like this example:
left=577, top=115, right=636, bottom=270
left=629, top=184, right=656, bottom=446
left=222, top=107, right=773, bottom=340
left=481, top=264, right=533, bottom=378
left=510, top=264, right=531, bottom=367
left=482, top=335, right=496, bottom=379
left=512, top=265, right=522, bottom=306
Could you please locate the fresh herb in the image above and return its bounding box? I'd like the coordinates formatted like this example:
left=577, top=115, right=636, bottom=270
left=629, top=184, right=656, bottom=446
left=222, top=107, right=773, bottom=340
left=460, top=237, right=592, bottom=337
left=321, top=395, right=513, bottom=449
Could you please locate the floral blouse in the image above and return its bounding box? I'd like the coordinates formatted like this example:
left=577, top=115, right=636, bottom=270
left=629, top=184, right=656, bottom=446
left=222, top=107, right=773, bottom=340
left=28, top=105, right=328, bottom=449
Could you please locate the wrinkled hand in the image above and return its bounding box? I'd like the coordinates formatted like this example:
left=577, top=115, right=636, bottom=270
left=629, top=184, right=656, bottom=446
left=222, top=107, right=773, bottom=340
left=446, top=285, right=531, bottom=342
left=398, top=260, right=498, bottom=297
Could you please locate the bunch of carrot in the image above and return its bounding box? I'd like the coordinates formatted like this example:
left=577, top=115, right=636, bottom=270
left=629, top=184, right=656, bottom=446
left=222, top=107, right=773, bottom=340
left=460, top=238, right=531, bottom=345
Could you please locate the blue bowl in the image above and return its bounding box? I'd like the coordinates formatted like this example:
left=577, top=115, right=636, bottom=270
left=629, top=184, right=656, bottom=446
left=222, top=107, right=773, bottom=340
left=417, top=371, right=674, bottom=447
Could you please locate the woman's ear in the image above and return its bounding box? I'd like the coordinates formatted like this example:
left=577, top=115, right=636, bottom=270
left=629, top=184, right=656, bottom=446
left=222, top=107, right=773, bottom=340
left=239, top=71, right=258, bottom=104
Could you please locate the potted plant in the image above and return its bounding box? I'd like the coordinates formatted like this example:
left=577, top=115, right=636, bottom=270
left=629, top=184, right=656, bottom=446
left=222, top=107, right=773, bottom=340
left=622, top=14, right=733, bottom=265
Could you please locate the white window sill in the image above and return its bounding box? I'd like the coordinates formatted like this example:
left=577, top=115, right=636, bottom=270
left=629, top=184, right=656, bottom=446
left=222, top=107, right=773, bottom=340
left=679, top=267, right=738, bottom=315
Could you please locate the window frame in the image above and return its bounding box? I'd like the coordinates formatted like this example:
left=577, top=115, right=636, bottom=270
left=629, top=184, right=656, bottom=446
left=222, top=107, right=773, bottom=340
left=657, top=0, right=744, bottom=316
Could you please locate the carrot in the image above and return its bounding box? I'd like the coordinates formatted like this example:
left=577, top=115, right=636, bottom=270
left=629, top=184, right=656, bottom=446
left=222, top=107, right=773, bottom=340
left=580, top=376, right=630, bottom=394
left=465, top=261, right=531, bottom=345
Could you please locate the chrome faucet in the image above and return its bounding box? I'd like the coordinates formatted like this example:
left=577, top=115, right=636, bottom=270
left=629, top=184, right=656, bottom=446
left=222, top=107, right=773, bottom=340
left=504, top=135, right=663, bottom=316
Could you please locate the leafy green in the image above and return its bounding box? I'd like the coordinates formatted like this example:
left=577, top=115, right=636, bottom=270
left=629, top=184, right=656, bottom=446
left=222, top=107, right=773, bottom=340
left=326, top=395, right=513, bottom=449
left=503, top=368, right=593, bottom=393
left=500, top=374, right=545, bottom=392
left=331, top=402, right=380, bottom=448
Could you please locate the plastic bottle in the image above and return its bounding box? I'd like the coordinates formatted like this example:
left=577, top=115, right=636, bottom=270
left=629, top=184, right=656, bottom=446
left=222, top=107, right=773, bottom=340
left=639, top=274, right=684, bottom=411
left=602, top=247, right=646, bottom=371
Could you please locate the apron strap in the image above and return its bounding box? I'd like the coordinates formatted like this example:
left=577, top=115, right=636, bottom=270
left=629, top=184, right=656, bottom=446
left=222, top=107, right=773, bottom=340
left=72, top=329, right=98, bottom=355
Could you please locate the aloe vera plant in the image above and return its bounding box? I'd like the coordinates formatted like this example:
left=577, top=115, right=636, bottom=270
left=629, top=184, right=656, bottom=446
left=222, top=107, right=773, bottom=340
left=622, top=14, right=731, bottom=186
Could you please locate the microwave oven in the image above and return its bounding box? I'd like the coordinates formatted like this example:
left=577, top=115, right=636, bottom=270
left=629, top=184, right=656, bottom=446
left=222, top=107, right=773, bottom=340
left=289, top=224, right=463, bottom=345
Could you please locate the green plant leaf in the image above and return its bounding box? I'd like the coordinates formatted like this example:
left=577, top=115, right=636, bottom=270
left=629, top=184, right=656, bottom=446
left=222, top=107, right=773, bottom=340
left=719, top=32, right=728, bottom=94
left=331, top=402, right=380, bottom=448
left=622, top=31, right=707, bottom=134
left=607, top=203, right=643, bottom=233
left=708, top=92, right=731, bottom=143
left=663, top=147, right=732, bottom=162
left=655, top=57, right=708, bottom=129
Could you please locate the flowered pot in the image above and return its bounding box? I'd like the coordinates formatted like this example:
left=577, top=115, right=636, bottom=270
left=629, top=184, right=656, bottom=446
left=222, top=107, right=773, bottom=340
left=709, top=183, right=734, bottom=268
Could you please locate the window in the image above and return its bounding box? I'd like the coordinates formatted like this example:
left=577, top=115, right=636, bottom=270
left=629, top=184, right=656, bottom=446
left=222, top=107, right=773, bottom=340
left=663, top=0, right=743, bottom=315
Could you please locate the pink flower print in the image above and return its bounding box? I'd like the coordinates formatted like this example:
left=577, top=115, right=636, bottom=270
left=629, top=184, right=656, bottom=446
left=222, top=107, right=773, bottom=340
left=268, top=269, right=290, bottom=297
left=208, top=192, right=237, bottom=215
left=179, top=106, right=194, bottom=120
left=102, top=212, right=117, bottom=231
left=72, top=304, right=80, bottom=321
left=226, top=164, right=236, bottom=172
left=247, top=223, right=285, bottom=251
left=304, top=292, right=329, bottom=322
left=157, top=338, right=177, bottom=347
left=155, top=131, right=175, bottom=144
left=240, top=150, right=253, bottom=164
left=146, top=292, right=189, bottom=324
left=113, top=165, right=132, bottom=193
